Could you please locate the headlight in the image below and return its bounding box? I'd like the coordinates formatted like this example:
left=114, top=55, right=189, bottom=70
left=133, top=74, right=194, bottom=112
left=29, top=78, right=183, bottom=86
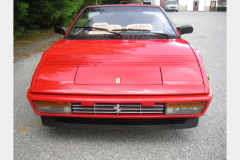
left=33, top=101, right=71, bottom=114
left=165, top=102, right=207, bottom=115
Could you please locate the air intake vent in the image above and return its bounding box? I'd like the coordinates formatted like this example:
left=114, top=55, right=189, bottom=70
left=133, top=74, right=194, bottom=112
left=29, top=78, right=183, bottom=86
left=72, top=103, right=164, bottom=115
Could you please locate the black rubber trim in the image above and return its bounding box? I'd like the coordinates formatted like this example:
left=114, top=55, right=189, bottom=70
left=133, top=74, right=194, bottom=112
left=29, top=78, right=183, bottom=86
left=41, top=117, right=199, bottom=130
left=65, top=35, right=180, bottom=40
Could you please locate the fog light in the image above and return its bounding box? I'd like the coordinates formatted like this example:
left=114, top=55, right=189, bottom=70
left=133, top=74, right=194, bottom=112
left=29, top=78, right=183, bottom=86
left=165, top=102, right=206, bottom=115
left=33, top=101, right=71, bottom=114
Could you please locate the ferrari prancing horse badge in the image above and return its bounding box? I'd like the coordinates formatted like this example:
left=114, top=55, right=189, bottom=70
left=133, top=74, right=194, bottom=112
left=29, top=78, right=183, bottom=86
left=116, top=78, right=120, bottom=84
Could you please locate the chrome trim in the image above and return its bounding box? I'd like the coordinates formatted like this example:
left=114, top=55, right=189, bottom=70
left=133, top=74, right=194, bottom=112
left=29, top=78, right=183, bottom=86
left=72, top=103, right=164, bottom=115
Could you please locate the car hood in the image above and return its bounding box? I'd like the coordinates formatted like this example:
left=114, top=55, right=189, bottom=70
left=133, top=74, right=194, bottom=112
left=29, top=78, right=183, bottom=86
left=33, top=39, right=204, bottom=95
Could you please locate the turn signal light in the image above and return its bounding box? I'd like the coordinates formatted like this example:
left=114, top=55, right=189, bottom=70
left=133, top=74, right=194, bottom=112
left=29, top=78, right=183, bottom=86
left=33, top=101, right=71, bottom=107
left=33, top=101, right=71, bottom=114
left=165, top=102, right=207, bottom=115
left=166, top=102, right=207, bottom=108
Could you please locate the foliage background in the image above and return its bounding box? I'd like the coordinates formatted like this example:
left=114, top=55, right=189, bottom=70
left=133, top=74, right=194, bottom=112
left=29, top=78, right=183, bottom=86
left=14, top=0, right=119, bottom=38
left=217, top=6, right=227, bottom=11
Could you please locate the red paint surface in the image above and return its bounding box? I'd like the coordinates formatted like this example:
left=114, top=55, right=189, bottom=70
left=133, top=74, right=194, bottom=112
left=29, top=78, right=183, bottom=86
left=27, top=5, right=213, bottom=119
left=75, top=67, right=162, bottom=85
left=27, top=89, right=213, bottom=118
left=161, top=67, right=203, bottom=85
left=32, top=39, right=207, bottom=95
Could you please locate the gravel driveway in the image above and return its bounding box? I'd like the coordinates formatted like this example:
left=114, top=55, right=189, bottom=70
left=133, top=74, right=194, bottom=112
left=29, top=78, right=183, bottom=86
left=14, top=11, right=226, bottom=160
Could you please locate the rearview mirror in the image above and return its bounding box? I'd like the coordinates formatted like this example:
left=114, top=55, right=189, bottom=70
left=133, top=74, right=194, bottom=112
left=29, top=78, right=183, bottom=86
left=54, top=26, right=68, bottom=35
left=177, top=25, right=193, bottom=35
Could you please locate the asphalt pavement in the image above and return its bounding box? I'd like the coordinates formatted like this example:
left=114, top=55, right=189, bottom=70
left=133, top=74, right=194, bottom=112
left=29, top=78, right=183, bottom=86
left=14, top=11, right=226, bottom=160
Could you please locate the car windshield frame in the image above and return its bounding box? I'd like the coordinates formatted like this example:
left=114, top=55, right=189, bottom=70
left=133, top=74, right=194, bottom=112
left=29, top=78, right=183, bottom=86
left=66, top=6, right=179, bottom=40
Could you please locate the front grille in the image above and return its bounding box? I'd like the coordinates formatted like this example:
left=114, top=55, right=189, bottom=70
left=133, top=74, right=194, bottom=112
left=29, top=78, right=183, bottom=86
left=72, top=103, right=164, bottom=115
left=53, top=117, right=186, bottom=125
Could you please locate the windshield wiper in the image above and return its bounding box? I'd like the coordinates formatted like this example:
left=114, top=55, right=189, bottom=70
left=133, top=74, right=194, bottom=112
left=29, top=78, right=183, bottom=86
left=147, top=32, right=169, bottom=38
left=74, top=27, right=122, bottom=37
left=112, top=28, right=151, bottom=32
left=112, top=29, right=169, bottom=38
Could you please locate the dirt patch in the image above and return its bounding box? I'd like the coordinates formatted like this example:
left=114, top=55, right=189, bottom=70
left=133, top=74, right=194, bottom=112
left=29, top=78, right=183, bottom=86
left=17, top=127, right=32, bottom=133
left=14, top=28, right=57, bottom=50
left=14, top=40, right=57, bottom=63
left=34, top=121, right=42, bottom=126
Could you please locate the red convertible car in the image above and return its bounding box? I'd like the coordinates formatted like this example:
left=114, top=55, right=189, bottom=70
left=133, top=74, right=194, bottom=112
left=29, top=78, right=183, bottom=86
left=27, top=5, right=213, bottom=129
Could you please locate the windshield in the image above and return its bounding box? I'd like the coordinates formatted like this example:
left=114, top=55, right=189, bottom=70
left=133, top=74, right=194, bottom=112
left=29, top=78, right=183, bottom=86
left=68, top=6, right=177, bottom=38
left=167, top=1, right=178, bottom=5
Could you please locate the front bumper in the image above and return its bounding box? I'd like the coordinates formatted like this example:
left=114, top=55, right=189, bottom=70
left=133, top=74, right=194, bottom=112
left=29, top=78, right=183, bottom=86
left=166, top=8, right=178, bottom=11
left=27, top=89, right=213, bottom=119
left=41, top=117, right=199, bottom=130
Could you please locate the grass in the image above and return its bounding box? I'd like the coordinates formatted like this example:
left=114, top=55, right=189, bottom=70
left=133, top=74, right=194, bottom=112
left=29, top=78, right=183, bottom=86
left=14, top=28, right=57, bottom=50
left=19, top=41, right=31, bottom=47
left=14, top=27, right=62, bottom=63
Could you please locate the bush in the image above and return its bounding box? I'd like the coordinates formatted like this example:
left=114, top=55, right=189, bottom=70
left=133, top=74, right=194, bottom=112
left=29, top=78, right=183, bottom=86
left=14, top=0, right=112, bottom=38
left=14, top=0, right=85, bottom=38
left=26, top=30, right=40, bottom=37
left=217, top=6, right=227, bottom=11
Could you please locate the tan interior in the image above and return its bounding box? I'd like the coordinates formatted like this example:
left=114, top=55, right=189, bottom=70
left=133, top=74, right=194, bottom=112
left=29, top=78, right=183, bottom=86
left=88, top=23, right=153, bottom=34
left=108, top=25, right=121, bottom=31
left=88, top=23, right=122, bottom=34
left=126, top=24, right=153, bottom=31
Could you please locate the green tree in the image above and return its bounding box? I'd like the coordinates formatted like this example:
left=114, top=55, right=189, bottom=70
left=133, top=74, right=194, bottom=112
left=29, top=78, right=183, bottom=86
left=14, top=0, right=29, bottom=36
left=14, top=0, right=85, bottom=37
left=102, top=0, right=119, bottom=4
left=14, top=0, right=118, bottom=38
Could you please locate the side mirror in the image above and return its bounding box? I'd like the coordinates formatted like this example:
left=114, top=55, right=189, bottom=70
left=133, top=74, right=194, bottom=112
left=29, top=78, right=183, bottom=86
left=177, top=25, right=193, bottom=35
left=54, top=26, right=68, bottom=35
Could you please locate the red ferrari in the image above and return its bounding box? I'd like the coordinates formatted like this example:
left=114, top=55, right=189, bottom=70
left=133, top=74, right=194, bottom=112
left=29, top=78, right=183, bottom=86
left=27, top=5, right=213, bottom=129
